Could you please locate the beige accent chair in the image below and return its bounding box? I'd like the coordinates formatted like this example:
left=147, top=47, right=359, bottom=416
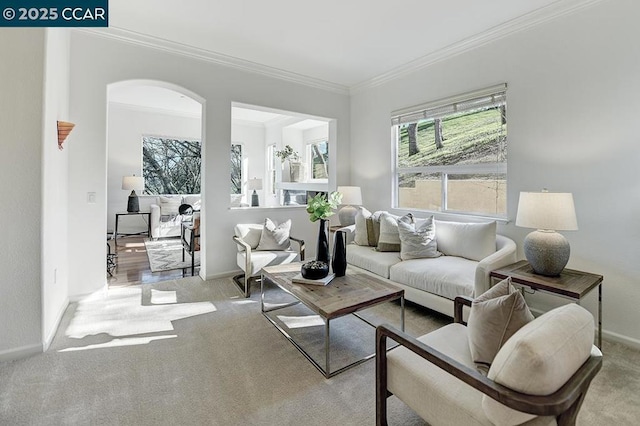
left=232, top=223, right=305, bottom=297
left=376, top=298, right=602, bottom=426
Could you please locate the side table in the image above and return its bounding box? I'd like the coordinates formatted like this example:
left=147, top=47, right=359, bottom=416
left=490, top=260, right=603, bottom=349
left=114, top=211, right=151, bottom=250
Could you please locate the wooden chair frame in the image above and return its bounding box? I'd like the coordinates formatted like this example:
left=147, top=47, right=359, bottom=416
left=231, top=235, right=305, bottom=297
left=376, top=296, right=603, bottom=426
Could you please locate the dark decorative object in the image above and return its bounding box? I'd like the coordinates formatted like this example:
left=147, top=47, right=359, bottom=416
left=127, top=195, right=139, bottom=213
left=332, top=230, right=347, bottom=277
left=301, top=260, right=329, bottom=280
left=316, top=218, right=330, bottom=263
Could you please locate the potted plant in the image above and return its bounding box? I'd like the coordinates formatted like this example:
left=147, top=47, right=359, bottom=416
left=306, top=191, right=342, bottom=264
left=275, top=145, right=303, bottom=182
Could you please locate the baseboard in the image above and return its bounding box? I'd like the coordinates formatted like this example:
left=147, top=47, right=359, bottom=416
left=42, top=297, right=70, bottom=352
left=0, top=343, right=43, bottom=362
left=69, top=283, right=108, bottom=303
left=205, top=270, right=240, bottom=281
left=529, top=306, right=640, bottom=350
left=602, top=330, right=640, bottom=351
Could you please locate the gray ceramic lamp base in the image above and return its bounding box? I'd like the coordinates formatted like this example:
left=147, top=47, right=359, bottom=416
left=338, top=205, right=358, bottom=226
left=523, top=230, right=570, bottom=276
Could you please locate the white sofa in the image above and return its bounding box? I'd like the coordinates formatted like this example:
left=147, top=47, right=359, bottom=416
left=341, top=217, right=517, bottom=317
left=150, top=194, right=201, bottom=238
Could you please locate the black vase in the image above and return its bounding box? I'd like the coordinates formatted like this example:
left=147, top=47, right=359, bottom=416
left=332, top=230, right=347, bottom=277
left=316, top=219, right=330, bottom=263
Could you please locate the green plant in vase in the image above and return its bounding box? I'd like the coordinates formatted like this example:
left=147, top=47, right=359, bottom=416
left=307, top=191, right=342, bottom=264
left=274, top=145, right=301, bottom=181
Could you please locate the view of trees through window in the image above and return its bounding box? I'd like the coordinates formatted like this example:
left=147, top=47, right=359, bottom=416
left=395, top=89, right=507, bottom=217
left=231, top=144, right=242, bottom=194
left=142, top=136, right=201, bottom=195
left=308, top=140, right=328, bottom=179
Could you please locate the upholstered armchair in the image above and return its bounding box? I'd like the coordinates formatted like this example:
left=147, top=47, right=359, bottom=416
left=232, top=221, right=305, bottom=297
left=376, top=297, right=602, bottom=426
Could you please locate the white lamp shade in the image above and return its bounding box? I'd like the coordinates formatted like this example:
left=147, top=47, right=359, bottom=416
left=122, top=175, right=144, bottom=191
left=516, top=191, right=578, bottom=231
left=247, top=178, right=263, bottom=191
left=337, top=186, right=362, bottom=205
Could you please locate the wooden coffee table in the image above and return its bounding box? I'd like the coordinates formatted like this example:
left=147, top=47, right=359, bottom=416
left=261, top=262, right=405, bottom=378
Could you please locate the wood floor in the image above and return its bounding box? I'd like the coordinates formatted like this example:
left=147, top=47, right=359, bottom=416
left=107, top=235, right=187, bottom=287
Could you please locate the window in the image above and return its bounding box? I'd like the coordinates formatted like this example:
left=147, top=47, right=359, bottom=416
left=307, top=140, right=328, bottom=180
left=142, top=136, right=201, bottom=195
left=267, top=144, right=276, bottom=196
left=392, top=84, right=507, bottom=218
left=231, top=143, right=242, bottom=195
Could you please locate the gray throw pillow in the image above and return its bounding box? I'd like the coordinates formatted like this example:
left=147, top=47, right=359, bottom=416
left=256, top=218, right=291, bottom=251
left=467, top=278, right=535, bottom=367
left=397, top=215, right=441, bottom=260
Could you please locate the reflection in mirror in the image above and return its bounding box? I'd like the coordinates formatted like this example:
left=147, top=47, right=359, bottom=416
left=230, top=103, right=334, bottom=208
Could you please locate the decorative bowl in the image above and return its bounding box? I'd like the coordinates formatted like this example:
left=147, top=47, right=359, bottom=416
left=301, top=260, right=329, bottom=280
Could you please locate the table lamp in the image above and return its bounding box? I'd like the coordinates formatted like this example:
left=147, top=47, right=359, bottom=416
left=122, top=175, right=145, bottom=213
left=515, top=190, right=578, bottom=276
left=336, top=186, right=363, bottom=226
left=248, top=178, right=263, bottom=207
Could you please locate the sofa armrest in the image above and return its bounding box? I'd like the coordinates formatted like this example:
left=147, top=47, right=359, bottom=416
left=474, top=234, right=517, bottom=296
left=337, top=224, right=356, bottom=244
left=375, top=324, right=603, bottom=425
left=150, top=204, right=161, bottom=238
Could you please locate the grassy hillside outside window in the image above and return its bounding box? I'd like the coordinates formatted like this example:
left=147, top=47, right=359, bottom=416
left=393, top=85, right=507, bottom=218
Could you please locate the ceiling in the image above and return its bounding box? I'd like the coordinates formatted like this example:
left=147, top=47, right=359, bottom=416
left=107, top=0, right=579, bottom=88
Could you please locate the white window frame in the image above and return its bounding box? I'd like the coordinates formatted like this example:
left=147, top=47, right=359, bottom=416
left=266, top=143, right=277, bottom=197
left=392, top=84, right=507, bottom=219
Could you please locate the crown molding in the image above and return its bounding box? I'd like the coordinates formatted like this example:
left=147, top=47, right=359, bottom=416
left=350, top=0, right=606, bottom=94
left=75, top=27, right=350, bottom=96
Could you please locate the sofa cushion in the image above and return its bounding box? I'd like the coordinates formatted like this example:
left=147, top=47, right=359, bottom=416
left=467, top=278, right=534, bottom=368
left=377, top=212, right=403, bottom=252
left=158, top=196, right=182, bottom=216
left=346, top=244, right=401, bottom=279
left=482, top=304, right=596, bottom=426
left=390, top=256, right=476, bottom=300
left=257, top=218, right=291, bottom=251
left=354, top=207, right=372, bottom=246
left=435, top=220, right=496, bottom=261
left=234, top=223, right=263, bottom=250
left=398, top=215, right=440, bottom=260
left=237, top=250, right=299, bottom=276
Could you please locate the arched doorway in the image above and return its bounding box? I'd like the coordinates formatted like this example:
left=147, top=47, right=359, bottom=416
left=106, top=80, right=205, bottom=284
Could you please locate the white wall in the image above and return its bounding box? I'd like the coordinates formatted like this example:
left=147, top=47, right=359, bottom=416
left=350, top=0, right=640, bottom=346
left=41, top=29, right=71, bottom=351
left=0, top=29, right=45, bottom=360
left=68, top=31, right=350, bottom=297
left=107, top=103, right=201, bottom=234
left=231, top=122, right=266, bottom=206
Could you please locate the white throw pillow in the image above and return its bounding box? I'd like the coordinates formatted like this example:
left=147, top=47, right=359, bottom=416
left=377, top=212, right=402, bottom=252
left=482, top=303, right=596, bottom=426
left=159, top=196, right=181, bottom=216
left=256, top=218, right=291, bottom=251
left=435, top=220, right=496, bottom=261
left=397, top=215, right=440, bottom=260
left=354, top=207, right=372, bottom=246
left=234, top=224, right=263, bottom=250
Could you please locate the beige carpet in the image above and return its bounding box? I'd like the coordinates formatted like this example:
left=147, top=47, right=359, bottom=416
left=145, top=238, right=200, bottom=272
left=0, top=277, right=638, bottom=425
